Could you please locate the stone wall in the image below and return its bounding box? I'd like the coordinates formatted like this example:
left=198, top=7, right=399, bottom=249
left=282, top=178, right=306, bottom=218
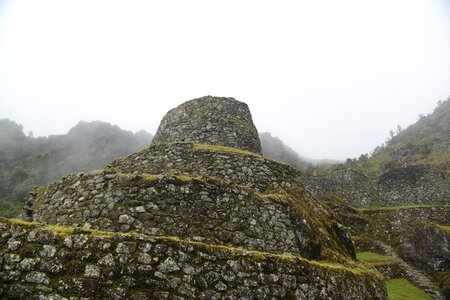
left=319, top=196, right=369, bottom=235
left=303, top=164, right=449, bottom=208
left=152, top=96, right=262, bottom=154
left=301, top=169, right=380, bottom=207
left=377, top=165, right=449, bottom=206
left=0, top=218, right=387, bottom=300
left=361, top=206, right=450, bottom=244
left=2, top=96, right=391, bottom=299
left=110, top=142, right=303, bottom=193
left=23, top=169, right=355, bottom=259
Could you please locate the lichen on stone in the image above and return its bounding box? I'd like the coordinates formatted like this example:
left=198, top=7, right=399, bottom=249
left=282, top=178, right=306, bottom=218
left=2, top=96, right=389, bottom=299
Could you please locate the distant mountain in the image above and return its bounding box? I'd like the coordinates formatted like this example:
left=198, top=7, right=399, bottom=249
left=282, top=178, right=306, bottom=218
left=343, top=98, right=450, bottom=179
left=259, top=132, right=312, bottom=171
left=0, top=119, right=153, bottom=217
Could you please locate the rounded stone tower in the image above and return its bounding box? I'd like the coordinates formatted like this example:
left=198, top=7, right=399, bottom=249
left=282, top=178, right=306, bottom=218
left=152, top=95, right=262, bottom=154
left=11, top=95, right=387, bottom=299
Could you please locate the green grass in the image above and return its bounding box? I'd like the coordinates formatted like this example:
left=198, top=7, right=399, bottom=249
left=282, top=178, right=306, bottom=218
left=356, top=252, right=394, bottom=263
left=386, top=279, right=432, bottom=300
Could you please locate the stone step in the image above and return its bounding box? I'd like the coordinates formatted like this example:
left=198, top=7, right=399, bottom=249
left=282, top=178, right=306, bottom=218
left=373, top=240, right=444, bottom=300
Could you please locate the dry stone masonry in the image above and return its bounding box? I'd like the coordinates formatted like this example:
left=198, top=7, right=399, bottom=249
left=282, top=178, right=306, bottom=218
left=361, top=205, right=450, bottom=245
left=152, top=96, right=262, bottom=154
left=110, top=142, right=303, bottom=192
left=302, top=164, right=449, bottom=208
left=377, top=164, right=449, bottom=206
left=1, top=96, right=388, bottom=299
left=25, top=171, right=324, bottom=258
left=302, top=169, right=380, bottom=207
left=0, top=218, right=386, bottom=299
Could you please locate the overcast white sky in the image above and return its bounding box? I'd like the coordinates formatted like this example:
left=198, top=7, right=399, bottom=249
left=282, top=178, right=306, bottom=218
left=1, top=0, right=449, bottom=160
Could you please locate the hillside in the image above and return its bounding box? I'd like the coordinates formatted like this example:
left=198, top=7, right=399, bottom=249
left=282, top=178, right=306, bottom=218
left=0, top=119, right=152, bottom=217
left=304, top=99, right=450, bottom=299
left=259, top=132, right=312, bottom=171
left=343, top=98, right=450, bottom=179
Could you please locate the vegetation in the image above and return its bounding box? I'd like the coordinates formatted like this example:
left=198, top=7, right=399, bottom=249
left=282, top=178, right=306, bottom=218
left=357, top=204, right=449, bottom=212
left=356, top=252, right=394, bottom=263
left=386, top=279, right=432, bottom=300
left=329, top=98, right=449, bottom=179
left=259, top=132, right=312, bottom=171
left=0, top=119, right=152, bottom=217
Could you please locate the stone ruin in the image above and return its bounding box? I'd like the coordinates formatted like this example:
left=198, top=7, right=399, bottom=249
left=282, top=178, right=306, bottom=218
left=378, top=164, right=449, bottom=206
left=152, top=96, right=262, bottom=154
left=0, top=96, right=387, bottom=299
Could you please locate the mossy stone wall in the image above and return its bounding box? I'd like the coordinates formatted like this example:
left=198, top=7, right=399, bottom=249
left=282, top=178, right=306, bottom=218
left=301, top=169, right=380, bottom=207
left=111, top=142, right=302, bottom=193
left=302, top=164, right=449, bottom=208
left=23, top=170, right=340, bottom=259
left=152, top=96, right=262, bottom=154
left=0, top=219, right=387, bottom=300
left=377, top=165, right=449, bottom=206
left=361, top=206, right=450, bottom=244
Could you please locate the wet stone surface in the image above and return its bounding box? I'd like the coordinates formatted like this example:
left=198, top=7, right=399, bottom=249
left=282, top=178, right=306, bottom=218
left=152, top=96, right=262, bottom=154
left=0, top=219, right=387, bottom=300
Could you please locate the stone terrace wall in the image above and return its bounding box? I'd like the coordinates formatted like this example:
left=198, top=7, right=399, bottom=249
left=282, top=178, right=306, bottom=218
left=361, top=206, right=450, bottom=244
left=24, top=171, right=332, bottom=259
left=0, top=219, right=387, bottom=300
left=397, top=222, right=450, bottom=274
left=378, top=165, right=449, bottom=206
left=152, top=96, right=262, bottom=154
left=301, top=169, right=380, bottom=207
left=110, top=142, right=303, bottom=193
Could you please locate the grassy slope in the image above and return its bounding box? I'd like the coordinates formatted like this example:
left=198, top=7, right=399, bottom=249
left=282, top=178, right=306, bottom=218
left=357, top=253, right=434, bottom=299
left=387, top=279, right=432, bottom=300
left=0, top=119, right=152, bottom=217
left=338, top=98, right=449, bottom=179
left=356, top=252, right=394, bottom=263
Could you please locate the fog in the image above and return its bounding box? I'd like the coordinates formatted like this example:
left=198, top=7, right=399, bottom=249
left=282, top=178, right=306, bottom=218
left=1, top=0, right=449, bottom=160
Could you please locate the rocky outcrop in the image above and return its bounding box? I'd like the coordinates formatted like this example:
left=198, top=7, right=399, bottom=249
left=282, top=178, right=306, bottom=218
left=398, top=223, right=449, bottom=273
left=152, top=96, right=262, bottom=154
left=397, top=223, right=450, bottom=298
